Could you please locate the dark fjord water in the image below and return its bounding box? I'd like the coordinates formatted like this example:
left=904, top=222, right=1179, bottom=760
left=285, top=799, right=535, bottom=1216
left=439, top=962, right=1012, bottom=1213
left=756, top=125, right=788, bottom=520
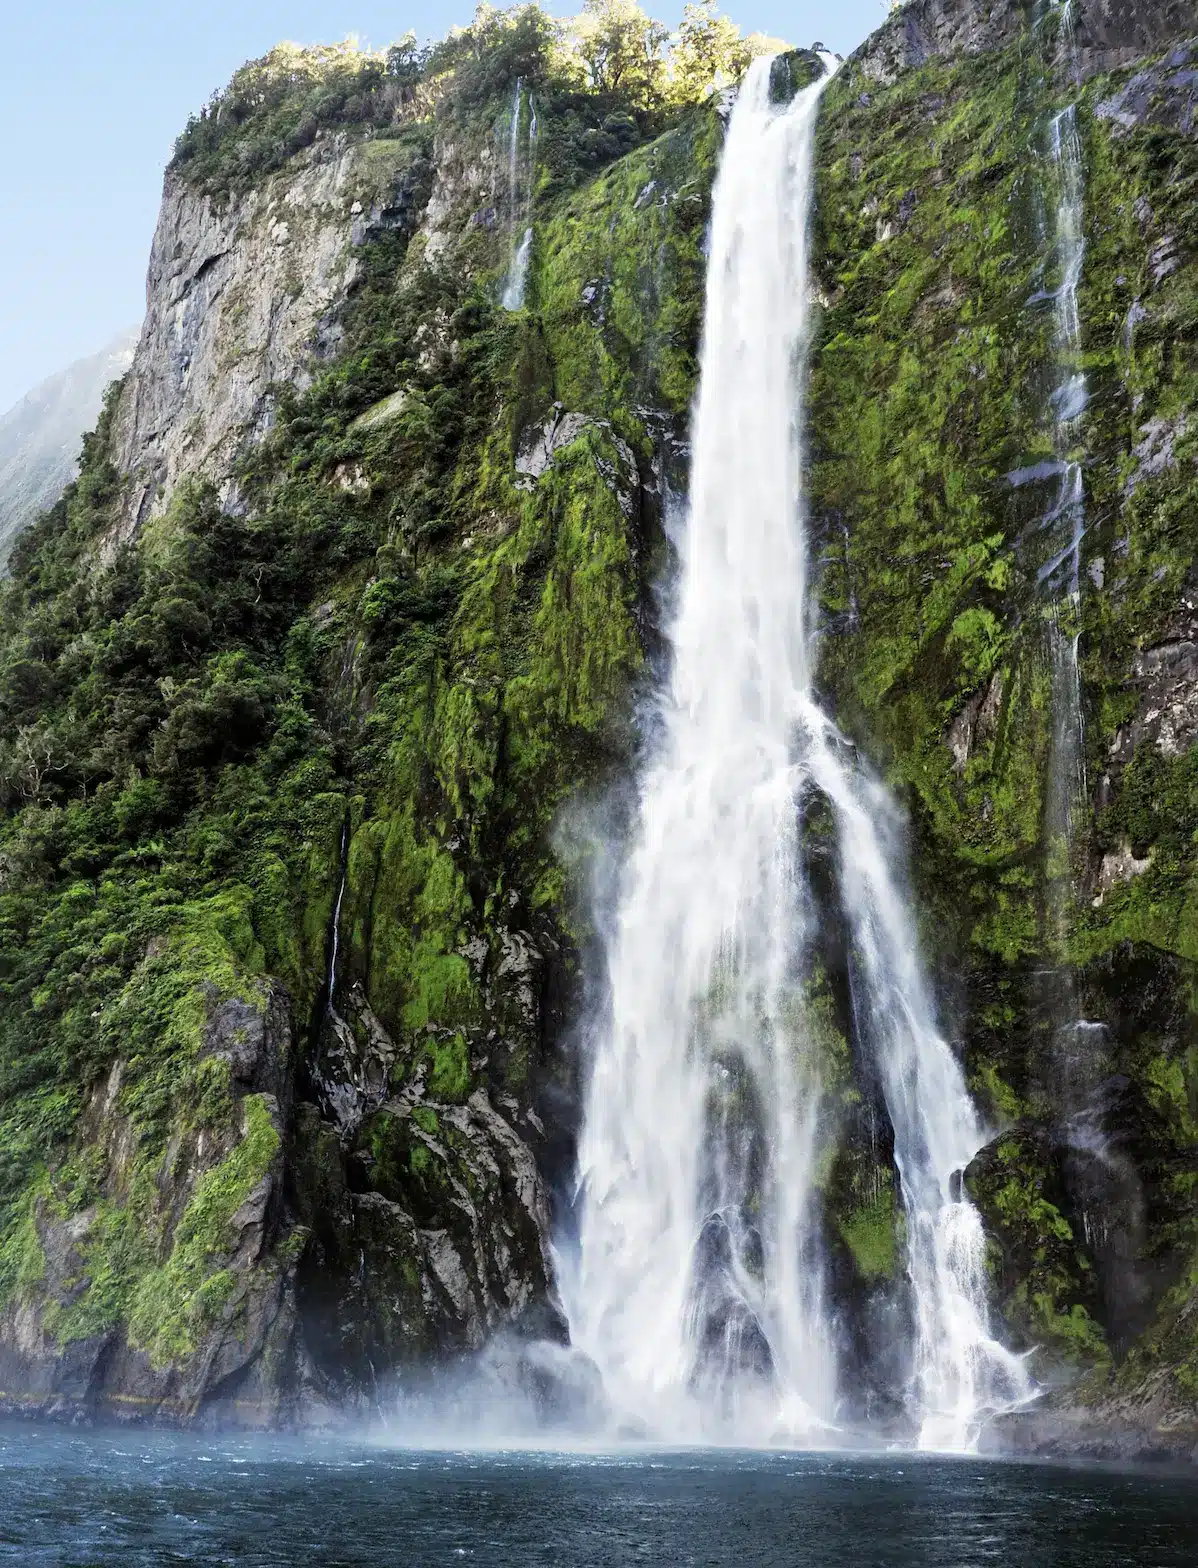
left=1, top=1423, right=1196, bottom=1566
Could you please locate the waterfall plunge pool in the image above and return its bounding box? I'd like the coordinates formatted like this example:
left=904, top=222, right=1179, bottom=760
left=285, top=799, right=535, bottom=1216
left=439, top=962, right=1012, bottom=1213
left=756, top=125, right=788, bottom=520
left=1, top=1421, right=1196, bottom=1565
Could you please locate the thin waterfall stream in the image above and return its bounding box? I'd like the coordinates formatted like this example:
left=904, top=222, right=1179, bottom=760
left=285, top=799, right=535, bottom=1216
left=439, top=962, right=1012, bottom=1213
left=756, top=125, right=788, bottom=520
left=1039, top=0, right=1089, bottom=913
left=1031, top=0, right=1149, bottom=1343
left=562, top=54, right=1032, bottom=1451
left=502, top=78, right=538, bottom=311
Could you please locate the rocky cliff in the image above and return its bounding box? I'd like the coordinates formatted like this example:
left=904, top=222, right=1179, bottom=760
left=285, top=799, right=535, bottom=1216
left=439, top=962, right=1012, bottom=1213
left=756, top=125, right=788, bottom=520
left=0, top=11, right=710, bottom=1428
left=1, top=0, right=1197, bottom=1456
left=812, top=0, right=1198, bottom=1458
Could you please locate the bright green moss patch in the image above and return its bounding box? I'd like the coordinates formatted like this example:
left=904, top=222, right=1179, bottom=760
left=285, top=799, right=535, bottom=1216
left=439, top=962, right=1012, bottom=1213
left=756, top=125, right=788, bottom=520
left=425, top=1033, right=472, bottom=1102
left=127, top=1095, right=280, bottom=1367
left=839, top=1178, right=900, bottom=1282
left=0, top=1190, right=48, bottom=1306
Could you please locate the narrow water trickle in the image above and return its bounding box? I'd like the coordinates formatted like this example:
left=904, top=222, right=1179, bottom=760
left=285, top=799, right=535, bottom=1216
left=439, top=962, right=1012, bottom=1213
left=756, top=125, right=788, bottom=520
left=1037, top=0, right=1090, bottom=887
left=562, top=55, right=1031, bottom=1451
left=1029, top=7, right=1146, bottom=1331
left=314, top=817, right=363, bottom=1135
left=327, top=816, right=350, bottom=1015
left=502, top=79, right=538, bottom=311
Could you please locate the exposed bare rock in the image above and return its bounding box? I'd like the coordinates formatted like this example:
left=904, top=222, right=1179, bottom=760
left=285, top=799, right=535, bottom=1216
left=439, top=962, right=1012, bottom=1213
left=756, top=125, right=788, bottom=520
left=1073, top=0, right=1198, bottom=76
left=108, top=135, right=426, bottom=549
left=987, top=1370, right=1198, bottom=1464
left=515, top=407, right=598, bottom=485
left=948, top=671, right=1004, bottom=776
left=1095, top=35, right=1198, bottom=133
left=515, top=404, right=639, bottom=518
left=853, top=0, right=1025, bottom=86
left=1110, top=640, right=1198, bottom=762
left=1125, top=413, right=1188, bottom=494
left=418, top=134, right=498, bottom=263
left=853, top=0, right=1198, bottom=87
left=1092, top=842, right=1154, bottom=905
left=311, top=981, right=399, bottom=1137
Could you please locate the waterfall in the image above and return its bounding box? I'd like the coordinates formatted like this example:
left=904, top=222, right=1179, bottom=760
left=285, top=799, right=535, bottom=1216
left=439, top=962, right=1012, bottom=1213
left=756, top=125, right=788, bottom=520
left=327, top=816, right=350, bottom=1013
left=1038, top=0, right=1089, bottom=886
left=563, top=54, right=1031, bottom=1451
left=502, top=79, right=538, bottom=311
left=1032, top=1, right=1145, bottom=1342
left=313, top=818, right=363, bottom=1135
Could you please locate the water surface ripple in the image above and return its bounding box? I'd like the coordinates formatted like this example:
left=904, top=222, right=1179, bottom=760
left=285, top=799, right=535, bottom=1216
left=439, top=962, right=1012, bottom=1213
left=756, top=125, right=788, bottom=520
left=1, top=1424, right=1195, bottom=1566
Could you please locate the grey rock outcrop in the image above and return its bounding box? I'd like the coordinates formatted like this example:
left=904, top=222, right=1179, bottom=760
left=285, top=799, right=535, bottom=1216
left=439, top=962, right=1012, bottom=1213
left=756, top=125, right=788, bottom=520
left=108, top=134, right=426, bottom=548
left=1096, top=37, right=1198, bottom=135
left=1108, top=577, right=1198, bottom=764
left=1073, top=0, right=1198, bottom=75
left=854, top=0, right=1198, bottom=85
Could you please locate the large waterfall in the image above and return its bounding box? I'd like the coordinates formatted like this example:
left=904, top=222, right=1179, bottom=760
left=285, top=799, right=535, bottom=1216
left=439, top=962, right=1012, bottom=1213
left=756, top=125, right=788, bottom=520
left=563, top=55, right=1031, bottom=1450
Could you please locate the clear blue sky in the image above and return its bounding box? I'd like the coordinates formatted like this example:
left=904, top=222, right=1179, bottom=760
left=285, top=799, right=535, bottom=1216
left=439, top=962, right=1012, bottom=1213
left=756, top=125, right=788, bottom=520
left=0, top=2, right=887, bottom=411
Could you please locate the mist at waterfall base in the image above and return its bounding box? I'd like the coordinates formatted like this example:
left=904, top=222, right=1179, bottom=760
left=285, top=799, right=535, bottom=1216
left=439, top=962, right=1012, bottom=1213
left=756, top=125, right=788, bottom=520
left=4, top=1423, right=1198, bottom=1567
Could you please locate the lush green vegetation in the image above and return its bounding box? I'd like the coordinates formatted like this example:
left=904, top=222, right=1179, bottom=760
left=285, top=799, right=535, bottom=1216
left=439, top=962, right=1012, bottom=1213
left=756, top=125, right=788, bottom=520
left=2, top=0, right=1197, bottom=1422
left=811, top=21, right=1198, bottom=1391
left=171, top=3, right=776, bottom=200
left=0, top=1, right=728, bottom=1387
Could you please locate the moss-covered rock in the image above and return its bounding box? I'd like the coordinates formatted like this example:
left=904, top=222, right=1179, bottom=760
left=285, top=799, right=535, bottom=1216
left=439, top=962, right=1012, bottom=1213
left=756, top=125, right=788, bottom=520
left=3, top=0, right=1198, bottom=1440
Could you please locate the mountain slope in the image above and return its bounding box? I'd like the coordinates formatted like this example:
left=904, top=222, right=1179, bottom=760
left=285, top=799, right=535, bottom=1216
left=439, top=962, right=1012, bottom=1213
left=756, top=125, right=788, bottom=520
left=0, top=0, right=1196, bottom=1457
left=0, top=331, right=138, bottom=569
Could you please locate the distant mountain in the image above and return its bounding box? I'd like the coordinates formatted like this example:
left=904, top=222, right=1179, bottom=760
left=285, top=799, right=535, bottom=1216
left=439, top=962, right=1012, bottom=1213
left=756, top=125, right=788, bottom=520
left=0, top=327, right=139, bottom=568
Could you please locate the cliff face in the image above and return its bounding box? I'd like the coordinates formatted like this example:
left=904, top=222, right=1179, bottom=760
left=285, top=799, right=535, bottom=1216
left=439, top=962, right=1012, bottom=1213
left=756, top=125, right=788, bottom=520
left=108, top=138, right=422, bottom=547
left=812, top=0, right=1198, bottom=1456
left=0, top=19, right=711, bottom=1427
left=1, top=0, right=1197, bottom=1453
left=858, top=0, right=1198, bottom=82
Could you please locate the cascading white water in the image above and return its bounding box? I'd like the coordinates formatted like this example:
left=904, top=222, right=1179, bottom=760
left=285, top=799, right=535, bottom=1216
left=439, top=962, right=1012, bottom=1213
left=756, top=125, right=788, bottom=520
left=564, top=57, right=840, bottom=1447
left=806, top=748, right=1034, bottom=1451
left=564, top=54, right=1031, bottom=1452
left=502, top=79, right=538, bottom=311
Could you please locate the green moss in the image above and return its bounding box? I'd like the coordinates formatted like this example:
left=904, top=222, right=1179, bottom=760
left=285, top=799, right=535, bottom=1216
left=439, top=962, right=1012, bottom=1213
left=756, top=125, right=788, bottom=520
left=968, top=1128, right=1109, bottom=1370
left=969, top=1059, right=1025, bottom=1124
left=0, top=1190, right=48, bottom=1305
left=839, top=1177, right=901, bottom=1282
left=126, top=1095, right=280, bottom=1368
left=45, top=1188, right=157, bottom=1344
left=535, top=107, right=718, bottom=420
left=425, top=1033, right=471, bottom=1102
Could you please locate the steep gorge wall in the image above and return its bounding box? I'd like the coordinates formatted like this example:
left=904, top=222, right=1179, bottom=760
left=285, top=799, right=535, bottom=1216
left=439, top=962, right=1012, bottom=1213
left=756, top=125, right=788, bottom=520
left=108, top=134, right=425, bottom=546
left=0, top=23, right=714, bottom=1427
left=1, top=0, right=1198, bottom=1451
left=811, top=0, right=1198, bottom=1455
left=858, top=0, right=1198, bottom=82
